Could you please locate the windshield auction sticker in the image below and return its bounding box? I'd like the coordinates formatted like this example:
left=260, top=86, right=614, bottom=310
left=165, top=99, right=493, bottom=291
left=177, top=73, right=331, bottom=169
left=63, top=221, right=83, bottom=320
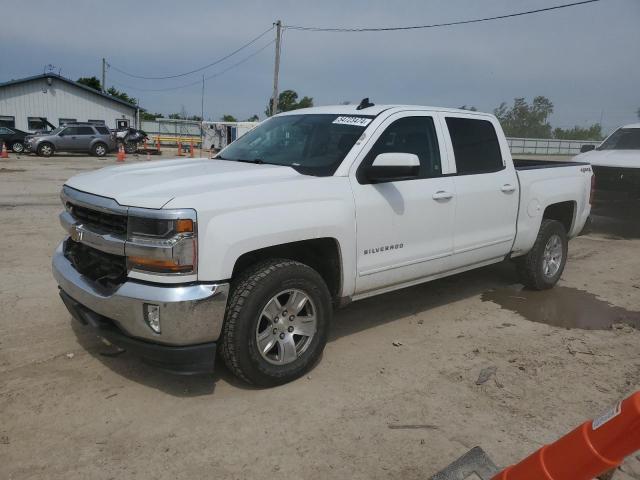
left=333, top=116, right=372, bottom=127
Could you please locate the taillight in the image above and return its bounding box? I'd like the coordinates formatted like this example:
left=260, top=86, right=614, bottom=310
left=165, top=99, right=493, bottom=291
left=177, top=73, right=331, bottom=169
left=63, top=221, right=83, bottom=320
left=589, top=174, right=596, bottom=205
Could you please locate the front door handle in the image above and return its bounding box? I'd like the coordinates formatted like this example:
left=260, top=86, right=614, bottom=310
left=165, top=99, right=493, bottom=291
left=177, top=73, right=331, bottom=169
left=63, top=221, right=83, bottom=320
left=432, top=190, right=454, bottom=200
left=501, top=184, right=516, bottom=193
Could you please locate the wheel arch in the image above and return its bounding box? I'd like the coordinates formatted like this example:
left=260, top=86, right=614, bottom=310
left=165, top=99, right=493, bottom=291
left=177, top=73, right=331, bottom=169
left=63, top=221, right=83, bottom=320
left=542, top=200, right=576, bottom=234
left=230, top=238, right=343, bottom=302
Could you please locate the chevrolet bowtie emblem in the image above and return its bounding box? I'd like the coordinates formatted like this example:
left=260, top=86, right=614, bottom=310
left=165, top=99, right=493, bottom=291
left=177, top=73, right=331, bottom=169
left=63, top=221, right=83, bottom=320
left=70, top=224, right=83, bottom=242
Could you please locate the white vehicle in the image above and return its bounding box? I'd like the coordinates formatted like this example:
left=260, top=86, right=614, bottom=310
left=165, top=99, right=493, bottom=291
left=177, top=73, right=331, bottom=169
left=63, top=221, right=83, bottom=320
left=53, top=101, right=593, bottom=386
left=575, top=123, right=640, bottom=200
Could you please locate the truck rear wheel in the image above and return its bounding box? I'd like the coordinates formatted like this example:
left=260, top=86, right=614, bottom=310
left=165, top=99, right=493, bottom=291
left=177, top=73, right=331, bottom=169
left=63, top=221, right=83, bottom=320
left=220, top=259, right=332, bottom=387
left=516, top=219, right=568, bottom=290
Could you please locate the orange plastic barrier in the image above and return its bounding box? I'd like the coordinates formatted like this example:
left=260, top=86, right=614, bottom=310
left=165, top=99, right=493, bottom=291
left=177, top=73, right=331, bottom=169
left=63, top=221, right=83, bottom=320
left=1, top=142, right=8, bottom=158
left=494, top=392, right=640, bottom=480
left=155, top=136, right=161, bottom=154
left=189, top=138, right=194, bottom=158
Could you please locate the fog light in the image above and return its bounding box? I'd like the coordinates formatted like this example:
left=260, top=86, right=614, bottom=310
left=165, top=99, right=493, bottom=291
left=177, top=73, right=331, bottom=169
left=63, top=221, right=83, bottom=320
left=143, top=303, right=161, bottom=333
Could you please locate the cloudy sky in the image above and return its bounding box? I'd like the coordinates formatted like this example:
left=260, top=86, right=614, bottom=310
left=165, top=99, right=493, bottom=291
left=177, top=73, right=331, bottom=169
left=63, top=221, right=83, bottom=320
left=3, top=0, right=638, bottom=133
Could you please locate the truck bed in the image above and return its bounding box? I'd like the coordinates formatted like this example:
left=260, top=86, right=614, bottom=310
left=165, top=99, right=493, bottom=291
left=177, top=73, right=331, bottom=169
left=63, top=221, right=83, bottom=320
left=513, top=158, right=589, bottom=170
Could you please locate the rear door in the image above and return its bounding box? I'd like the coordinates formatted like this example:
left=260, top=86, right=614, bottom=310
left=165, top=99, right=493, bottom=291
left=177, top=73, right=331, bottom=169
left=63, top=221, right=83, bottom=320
left=441, top=115, right=519, bottom=268
left=73, top=126, right=96, bottom=151
left=350, top=112, right=456, bottom=295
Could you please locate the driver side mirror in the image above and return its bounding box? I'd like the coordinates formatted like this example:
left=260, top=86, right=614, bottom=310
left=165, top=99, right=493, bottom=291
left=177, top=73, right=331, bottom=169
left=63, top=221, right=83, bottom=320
left=580, top=144, right=595, bottom=153
left=364, top=153, right=420, bottom=183
left=58, top=133, right=65, bottom=137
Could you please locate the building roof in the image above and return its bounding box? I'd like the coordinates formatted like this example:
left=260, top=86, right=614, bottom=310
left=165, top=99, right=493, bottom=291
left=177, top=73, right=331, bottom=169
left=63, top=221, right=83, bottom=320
left=0, top=73, right=139, bottom=110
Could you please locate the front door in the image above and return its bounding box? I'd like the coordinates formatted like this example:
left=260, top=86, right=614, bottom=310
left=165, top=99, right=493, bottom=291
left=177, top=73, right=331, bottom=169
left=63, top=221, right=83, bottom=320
left=350, top=112, right=456, bottom=295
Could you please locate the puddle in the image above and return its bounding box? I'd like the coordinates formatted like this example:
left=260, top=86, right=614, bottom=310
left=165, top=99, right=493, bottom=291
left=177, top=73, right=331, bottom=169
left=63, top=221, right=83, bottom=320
left=0, top=168, right=26, bottom=173
left=482, top=286, right=640, bottom=330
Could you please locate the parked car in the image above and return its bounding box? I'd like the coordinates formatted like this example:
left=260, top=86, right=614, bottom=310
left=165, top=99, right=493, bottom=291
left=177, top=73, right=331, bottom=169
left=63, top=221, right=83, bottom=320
left=26, top=122, right=116, bottom=157
left=0, top=126, right=29, bottom=153
left=52, top=102, right=593, bottom=386
left=575, top=123, right=640, bottom=202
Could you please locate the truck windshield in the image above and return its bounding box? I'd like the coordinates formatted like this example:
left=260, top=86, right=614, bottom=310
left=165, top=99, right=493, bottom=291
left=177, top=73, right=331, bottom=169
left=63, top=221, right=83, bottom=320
left=217, top=114, right=373, bottom=176
left=598, top=128, right=640, bottom=150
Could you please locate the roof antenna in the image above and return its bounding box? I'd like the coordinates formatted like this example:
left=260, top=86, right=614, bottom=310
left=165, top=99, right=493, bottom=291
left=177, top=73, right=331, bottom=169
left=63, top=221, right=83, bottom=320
left=356, top=98, right=374, bottom=110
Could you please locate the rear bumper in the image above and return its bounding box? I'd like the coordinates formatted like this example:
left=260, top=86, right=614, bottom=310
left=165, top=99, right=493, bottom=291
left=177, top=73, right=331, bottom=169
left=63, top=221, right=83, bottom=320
left=60, top=290, right=217, bottom=374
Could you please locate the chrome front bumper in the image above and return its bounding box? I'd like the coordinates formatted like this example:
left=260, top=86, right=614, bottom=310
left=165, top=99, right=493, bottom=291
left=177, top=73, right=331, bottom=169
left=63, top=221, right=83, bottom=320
left=52, top=243, right=229, bottom=346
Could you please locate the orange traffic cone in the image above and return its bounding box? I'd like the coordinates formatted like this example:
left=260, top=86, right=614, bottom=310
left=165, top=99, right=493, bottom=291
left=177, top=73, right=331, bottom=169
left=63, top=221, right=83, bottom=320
left=189, top=139, right=194, bottom=158
left=155, top=136, right=162, bottom=155
left=494, top=391, right=640, bottom=480
left=1, top=142, right=9, bottom=158
left=177, top=141, right=183, bottom=157
left=116, top=144, right=126, bottom=162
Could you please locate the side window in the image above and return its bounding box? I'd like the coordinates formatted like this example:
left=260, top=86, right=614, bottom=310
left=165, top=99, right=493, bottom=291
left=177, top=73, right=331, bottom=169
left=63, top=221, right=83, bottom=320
left=95, top=126, right=110, bottom=135
left=76, top=126, right=95, bottom=135
left=0, top=127, right=10, bottom=134
left=61, top=127, right=78, bottom=135
left=445, top=117, right=503, bottom=175
left=359, top=116, right=441, bottom=182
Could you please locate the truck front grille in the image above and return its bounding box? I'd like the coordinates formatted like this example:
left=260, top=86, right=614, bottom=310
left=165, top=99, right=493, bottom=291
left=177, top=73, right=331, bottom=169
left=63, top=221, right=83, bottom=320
left=68, top=203, right=127, bottom=235
left=64, top=239, right=127, bottom=288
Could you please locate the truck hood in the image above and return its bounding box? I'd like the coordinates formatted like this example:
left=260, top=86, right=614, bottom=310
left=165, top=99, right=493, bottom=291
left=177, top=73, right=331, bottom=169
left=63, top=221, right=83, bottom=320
left=575, top=149, right=640, bottom=169
left=65, top=158, right=304, bottom=209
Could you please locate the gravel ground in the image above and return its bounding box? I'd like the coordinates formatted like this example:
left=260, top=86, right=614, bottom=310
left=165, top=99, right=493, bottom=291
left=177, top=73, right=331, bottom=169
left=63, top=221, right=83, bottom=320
left=1, top=152, right=639, bottom=480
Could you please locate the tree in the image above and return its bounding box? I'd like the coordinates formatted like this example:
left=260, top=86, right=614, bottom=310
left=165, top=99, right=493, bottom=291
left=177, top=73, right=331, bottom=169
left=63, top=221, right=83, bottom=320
left=245, top=114, right=259, bottom=122
left=221, top=114, right=237, bottom=122
left=77, top=76, right=101, bottom=91
left=140, top=110, right=163, bottom=121
left=494, top=96, right=554, bottom=138
left=106, top=86, right=136, bottom=105
left=553, top=124, right=603, bottom=141
left=265, top=90, right=314, bottom=116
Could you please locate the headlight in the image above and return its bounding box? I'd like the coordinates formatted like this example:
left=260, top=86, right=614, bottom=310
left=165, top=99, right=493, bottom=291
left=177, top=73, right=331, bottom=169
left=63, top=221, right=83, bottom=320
left=126, top=211, right=197, bottom=275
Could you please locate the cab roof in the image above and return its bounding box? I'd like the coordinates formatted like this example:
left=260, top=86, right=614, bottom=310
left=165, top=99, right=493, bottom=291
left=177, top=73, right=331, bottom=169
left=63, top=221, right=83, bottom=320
left=277, top=104, right=493, bottom=117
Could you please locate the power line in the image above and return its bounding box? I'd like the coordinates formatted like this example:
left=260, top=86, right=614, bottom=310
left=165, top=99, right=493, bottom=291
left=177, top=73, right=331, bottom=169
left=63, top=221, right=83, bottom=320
left=284, top=0, right=602, bottom=32
left=111, top=39, right=275, bottom=93
left=108, top=26, right=273, bottom=80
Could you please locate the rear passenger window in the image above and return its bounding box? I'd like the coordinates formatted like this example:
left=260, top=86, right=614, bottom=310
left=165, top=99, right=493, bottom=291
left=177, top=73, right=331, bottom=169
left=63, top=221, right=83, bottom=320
left=76, top=126, right=95, bottom=135
left=446, top=117, right=503, bottom=175
left=95, top=126, right=110, bottom=135
left=359, top=116, right=441, bottom=182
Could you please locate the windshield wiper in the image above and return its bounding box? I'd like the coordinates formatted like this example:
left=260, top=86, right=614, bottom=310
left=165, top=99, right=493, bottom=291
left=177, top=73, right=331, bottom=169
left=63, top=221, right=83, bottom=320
left=234, top=158, right=265, bottom=164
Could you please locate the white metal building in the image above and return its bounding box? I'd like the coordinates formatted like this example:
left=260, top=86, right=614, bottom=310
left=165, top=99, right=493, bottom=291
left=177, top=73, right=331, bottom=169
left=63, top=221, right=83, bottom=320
left=0, top=73, right=139, bottom=132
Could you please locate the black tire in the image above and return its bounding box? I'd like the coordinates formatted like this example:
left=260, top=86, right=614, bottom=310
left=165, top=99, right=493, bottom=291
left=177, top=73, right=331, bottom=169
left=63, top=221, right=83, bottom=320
left=124, top=141, right=137, bottom=154
left=92, top=142, right=108, bottom=157
left=37, top=142, right=54, bottom=157
left=11, top=141, right=24, bottom=153
left=516, top=219, right=568, bottom=290
left=221, top=259, right=332, bottom=387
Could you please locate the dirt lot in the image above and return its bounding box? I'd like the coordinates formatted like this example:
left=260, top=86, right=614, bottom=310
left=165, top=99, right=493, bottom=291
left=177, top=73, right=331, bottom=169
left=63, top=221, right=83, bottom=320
left=1, top=152, right=639, bottom=479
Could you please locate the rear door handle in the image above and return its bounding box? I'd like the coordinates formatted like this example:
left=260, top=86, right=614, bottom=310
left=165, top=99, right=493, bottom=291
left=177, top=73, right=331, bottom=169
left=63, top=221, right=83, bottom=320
left=501, top=184, right=516, bottom=193
left=432, top=190, right=454, bottom=200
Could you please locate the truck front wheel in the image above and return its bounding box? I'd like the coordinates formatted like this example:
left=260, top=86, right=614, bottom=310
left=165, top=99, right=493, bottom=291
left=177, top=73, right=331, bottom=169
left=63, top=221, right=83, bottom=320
left=516, top=219, right=568, bottom=290
left=220, top=259, right=332, bottom=387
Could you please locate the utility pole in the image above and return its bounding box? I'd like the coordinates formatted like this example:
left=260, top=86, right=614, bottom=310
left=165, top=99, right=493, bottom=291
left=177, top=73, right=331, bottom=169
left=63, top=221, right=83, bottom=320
left=271, top=20, right=282, bottom=116
left=201, top=74, right=205, bottom=156
left=101, top=58, right=106, bottom=93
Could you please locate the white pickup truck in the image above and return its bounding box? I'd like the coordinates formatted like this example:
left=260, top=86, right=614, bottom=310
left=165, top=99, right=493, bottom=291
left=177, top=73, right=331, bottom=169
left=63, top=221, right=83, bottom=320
left=53, top=102, right=593, bottom=386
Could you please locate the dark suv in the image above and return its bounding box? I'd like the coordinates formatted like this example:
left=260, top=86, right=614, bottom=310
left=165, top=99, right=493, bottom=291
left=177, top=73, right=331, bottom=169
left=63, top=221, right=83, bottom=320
left=26, top=123, right=116, bottom=157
